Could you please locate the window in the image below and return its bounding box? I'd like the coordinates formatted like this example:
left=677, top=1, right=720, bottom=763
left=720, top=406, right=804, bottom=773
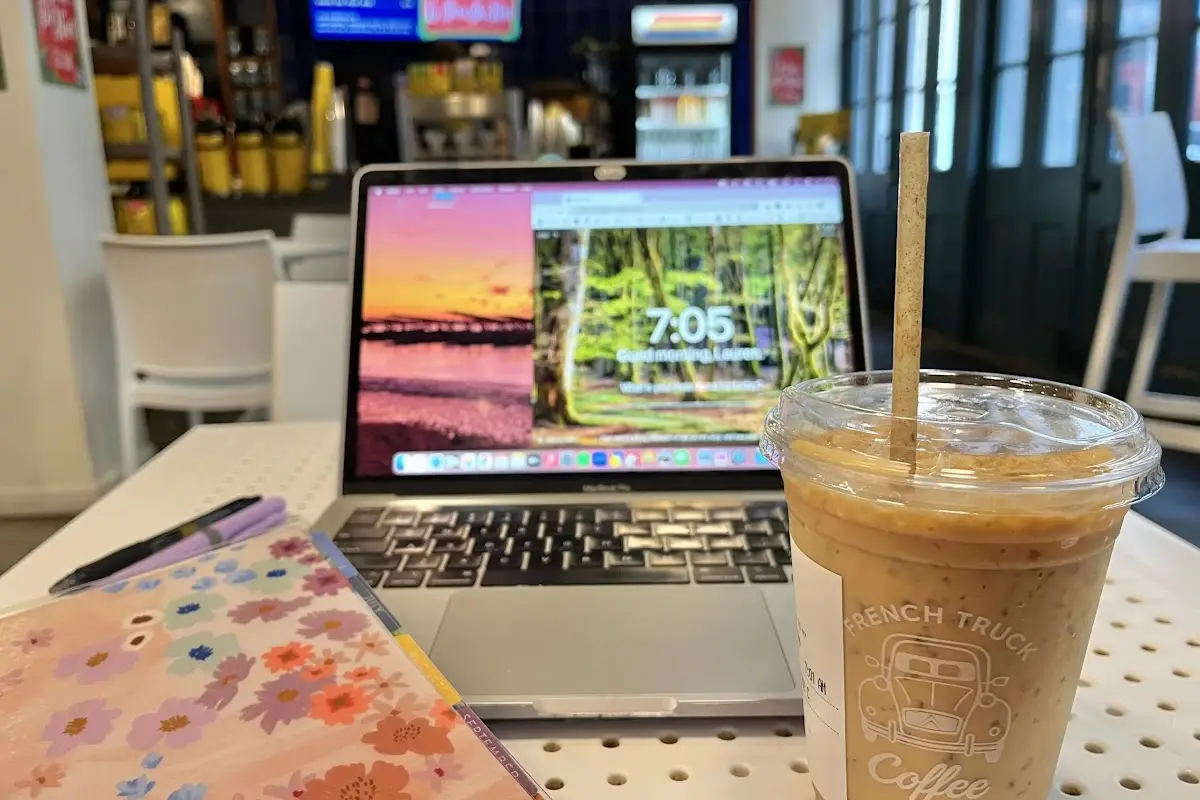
left=932, top=0, right=961, bottom=171
left=1042, top=0, right=1086, bottom=167
left=849, top=0, right=873, bottom=168
left=989, top=0, right=1031, bottom=168
left=873, top=1, right=898, bottom=173
left=902, top=0, right=930, bottom=134
left=1111, top=0, right=1160, bottom=160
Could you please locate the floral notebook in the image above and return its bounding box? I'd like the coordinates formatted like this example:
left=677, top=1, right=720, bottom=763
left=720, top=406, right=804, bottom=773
left=0, top=524, right=547, bottom=800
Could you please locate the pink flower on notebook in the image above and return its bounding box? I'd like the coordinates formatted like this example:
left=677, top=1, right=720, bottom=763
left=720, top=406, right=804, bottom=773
left=15, top=628, right=54, bottom=654
left=309, top=683, right=372, bottom=726
left=55, top=638, right=139, bottom=685
left=262, top=641, right=314, bottom=673
left=303, top=567, right=350, bottom=596
left=196, top=653, right=256, bottom=710
left=297, top=609, right=370, bottom=642
left=226, top=596, right=312, bottom=625
left=262, top=770, right=315, bottom=799
left=240, top=670, right=330, bottom=734
left=126, top=698, right=217, bottom=750
left=13, top=764, right=66, bottom=797
left=415, top=755, right=466, bottom=792
left=268, top=536, right=312, bottom=559
left=346, top=630, right=389, bottom=662
left=41, top=698, right=122, bottom=756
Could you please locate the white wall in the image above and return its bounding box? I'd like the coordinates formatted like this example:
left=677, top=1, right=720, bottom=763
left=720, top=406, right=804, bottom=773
left=0, top=0, right=120, bottom=514
left=753, top=0, right=843, bottom=156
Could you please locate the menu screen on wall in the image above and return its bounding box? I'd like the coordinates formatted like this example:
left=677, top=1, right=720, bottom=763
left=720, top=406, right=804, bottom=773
left=311, top=0, right=521, bottom=41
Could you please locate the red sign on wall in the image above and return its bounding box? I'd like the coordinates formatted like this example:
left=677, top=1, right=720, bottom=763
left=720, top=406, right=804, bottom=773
left=769, top=46, right=805, bottom=106
left=420, top=0, right=522, bottom=42
left=33, top=0, right=85, bottom=89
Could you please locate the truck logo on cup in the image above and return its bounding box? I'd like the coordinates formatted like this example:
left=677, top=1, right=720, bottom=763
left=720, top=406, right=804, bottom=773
left=858, top=634, right=1012, bottom=763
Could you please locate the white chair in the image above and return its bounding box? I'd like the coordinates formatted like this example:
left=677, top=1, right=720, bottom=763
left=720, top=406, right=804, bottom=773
left=272, top=280, right=350, bottom=421
left=1085, top=111, right=1200, bottom=452
left=287, top=213, right=352, bottom=281
left=102, top=232, right=278, bottom=475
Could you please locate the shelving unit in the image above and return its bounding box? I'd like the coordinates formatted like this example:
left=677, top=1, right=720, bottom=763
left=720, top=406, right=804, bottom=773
left=394, top=77, right=528, bottom=163
left=94, top=0, right=204, bottom=234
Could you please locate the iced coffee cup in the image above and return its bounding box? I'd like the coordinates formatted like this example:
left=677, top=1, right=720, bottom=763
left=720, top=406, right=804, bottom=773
left=760, top=370, right=1163, bottom=800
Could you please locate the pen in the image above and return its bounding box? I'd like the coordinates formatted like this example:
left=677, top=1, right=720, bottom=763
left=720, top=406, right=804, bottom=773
left=49, top=495, right=262, bottom=594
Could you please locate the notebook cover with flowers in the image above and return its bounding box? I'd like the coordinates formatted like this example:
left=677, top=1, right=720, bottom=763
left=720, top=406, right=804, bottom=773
left=0, top=523, right=548, bottom=800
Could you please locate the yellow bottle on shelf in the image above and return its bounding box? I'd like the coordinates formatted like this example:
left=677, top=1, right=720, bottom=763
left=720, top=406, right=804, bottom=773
left=310, top=62, right=335, bottom=177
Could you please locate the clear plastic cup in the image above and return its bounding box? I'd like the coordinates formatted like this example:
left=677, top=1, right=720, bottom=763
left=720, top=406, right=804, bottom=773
left=760, top=370, right=1163, bottom=800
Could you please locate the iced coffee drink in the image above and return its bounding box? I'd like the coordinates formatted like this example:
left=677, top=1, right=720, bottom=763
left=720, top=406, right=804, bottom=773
left=761, top=371, right=1163, bottom=800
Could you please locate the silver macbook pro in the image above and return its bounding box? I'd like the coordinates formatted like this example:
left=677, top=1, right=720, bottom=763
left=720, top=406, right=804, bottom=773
left=315, top=158, right=870, bottom=719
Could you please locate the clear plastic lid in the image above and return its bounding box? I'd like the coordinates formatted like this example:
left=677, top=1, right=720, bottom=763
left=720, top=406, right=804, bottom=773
left=761, top=370, right=1164, bottom=505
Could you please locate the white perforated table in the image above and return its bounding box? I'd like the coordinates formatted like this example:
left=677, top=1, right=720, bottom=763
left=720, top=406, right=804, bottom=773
left=2, top=422, right=1197, bottom=799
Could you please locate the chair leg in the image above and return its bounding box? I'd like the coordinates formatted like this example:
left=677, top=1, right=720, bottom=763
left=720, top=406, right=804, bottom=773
left=118, top=395, right=142, bottom=477
left=1127, top=282, right=1174, bottom=409
left=1084, top=248, right=1135, bottom=392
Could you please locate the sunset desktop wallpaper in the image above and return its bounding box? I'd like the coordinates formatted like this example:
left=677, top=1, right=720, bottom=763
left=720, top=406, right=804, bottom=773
left=355, top=192, right=535, bottom=476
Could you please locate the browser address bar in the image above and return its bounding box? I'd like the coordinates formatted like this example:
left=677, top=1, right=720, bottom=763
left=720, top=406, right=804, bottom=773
left=559, top=192, right=643, bottom=205
left=551, top=200, right=770, bottom=215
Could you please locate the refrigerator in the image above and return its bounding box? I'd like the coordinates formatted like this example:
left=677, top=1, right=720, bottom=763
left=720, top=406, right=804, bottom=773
left=630, top=4, right=738, bottom=161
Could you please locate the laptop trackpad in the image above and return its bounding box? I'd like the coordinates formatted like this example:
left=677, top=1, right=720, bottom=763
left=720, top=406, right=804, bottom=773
left=429, top=587, right=794, bottom=703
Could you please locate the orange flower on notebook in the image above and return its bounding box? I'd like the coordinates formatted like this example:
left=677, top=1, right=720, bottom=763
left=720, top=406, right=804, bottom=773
left=309, top=683, right=371, bottom=725
left=344, top=665, right=381, bottom=683
left=303, top=761, right=410, bottom=800
left=13, top=763, right=65, bottom=797
left=361, top=714, right=454, bottom=756
left=429, top=698, right=462, bottom=730
left=262, top=641, right=314, bottom=673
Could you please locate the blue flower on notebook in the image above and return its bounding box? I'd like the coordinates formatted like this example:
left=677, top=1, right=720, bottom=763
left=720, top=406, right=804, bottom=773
left=197, top=552, right=218, bottom=563
left=169, top=566, right=196, bottom=580
left=225, top=569, right=257, bottom=585
left=141, top=752, right=163, bottom=769
left=243, top=558, right=309, bottom=595
left=101, top=580, right=129, bottom=595
left=167, top=785, right=207, bottom=800
left=164, top=592, right=228, bottom=630
left=164, top=632, right=240, bottom=675
left=135, top=578, right=161, bottom=592
left=116, top=775, right=156, bottom=798
left=191, top=577, right=217, bottom=591
left=212, top=559, right=239, bottom=574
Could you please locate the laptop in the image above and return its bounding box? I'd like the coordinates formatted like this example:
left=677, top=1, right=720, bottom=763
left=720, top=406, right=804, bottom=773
left=315, top=158, right=870, bottom=719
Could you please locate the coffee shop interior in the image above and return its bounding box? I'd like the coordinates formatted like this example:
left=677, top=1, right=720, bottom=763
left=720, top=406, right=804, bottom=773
left=2, top=0, right=1200, bottom=793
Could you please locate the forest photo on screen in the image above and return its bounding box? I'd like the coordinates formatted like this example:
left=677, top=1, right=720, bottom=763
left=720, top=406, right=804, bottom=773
left=533, top=223, right=853, bottom=447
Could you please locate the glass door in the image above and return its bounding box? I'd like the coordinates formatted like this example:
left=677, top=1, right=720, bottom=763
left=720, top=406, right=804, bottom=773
left=635, top=51, right=732, bottom=161
left=848, top=0, right=978, bottom=335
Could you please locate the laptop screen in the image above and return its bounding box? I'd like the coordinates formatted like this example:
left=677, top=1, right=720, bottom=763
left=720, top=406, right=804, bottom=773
left=353, top=176, right=858, bottom=479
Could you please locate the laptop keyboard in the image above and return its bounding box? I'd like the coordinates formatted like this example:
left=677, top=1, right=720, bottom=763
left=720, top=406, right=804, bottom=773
left=333, top=502, right=792, bottom=589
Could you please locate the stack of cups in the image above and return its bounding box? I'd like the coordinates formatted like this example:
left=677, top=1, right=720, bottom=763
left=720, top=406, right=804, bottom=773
left=761, top=369, right=1164, bottom=800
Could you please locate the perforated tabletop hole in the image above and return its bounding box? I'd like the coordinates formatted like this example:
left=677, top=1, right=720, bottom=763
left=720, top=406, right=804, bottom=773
left=1179, top=771, right=1199, bottom=785
left=1173, top=668, right=1192, bottom=678
left=1137, top=736, right=1161, bottom=749
left=1112, top=620, right=1129, bottom=629
left=658, top=733, right=679, bottom=745
left=773, top=726, right=794, bottom=737
left=606, top=774, right=627, bottom=786
left=668, top=769, right=689, bottom=782
left=1119, top=777, right=1142, bottom=791
left=1124, top=674, right=1142, bottom=683
left=1095, top=648, right=1112, bottom=656
left=1126, top=596, right=1144, bottom=604
left=601, top=737, right=620, bottom=749
left=1085, top=741, right=1107, bottom=754
left=1139, top=644, right=1158, bottom=652
left=790, top=760, right=809, bottom=774
left=1061, top=782, right=1085, bottom=796
left=729, top=764, right=751, bottom=778
left=545, top=778, right=564, bottom=791
left=1156, top=700, right=1177, bottom=711
left=1155, top=616, right=1172, bottom=625
left=543, top=741, right=561, bottom=753
left=716, top=729, right=737, bottom=741
left=1106, top=705, right=1127, bottom=717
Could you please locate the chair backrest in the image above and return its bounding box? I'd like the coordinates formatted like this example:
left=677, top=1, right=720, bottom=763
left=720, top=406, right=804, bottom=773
left=290, top=213, right=352, bottom=281
left=1110, top=110, right=1189, bottom=239
left=272, top=280, right=350, bottom=421
left=102, top=232, right=278, bottom=379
